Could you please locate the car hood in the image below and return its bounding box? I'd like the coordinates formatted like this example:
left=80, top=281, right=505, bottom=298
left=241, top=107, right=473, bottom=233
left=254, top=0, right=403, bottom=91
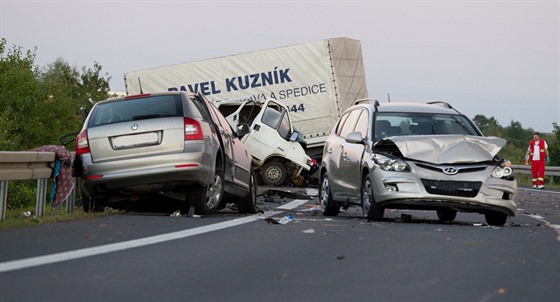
left=375, top=135, right=506, bottom=164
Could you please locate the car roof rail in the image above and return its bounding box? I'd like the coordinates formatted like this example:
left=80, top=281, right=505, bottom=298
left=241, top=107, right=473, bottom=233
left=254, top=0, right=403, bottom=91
left=427, top=101, right=454, bottom=109
left=354, top=98, right=380, bottom=110
left=427, top=101, right=464, bottom=114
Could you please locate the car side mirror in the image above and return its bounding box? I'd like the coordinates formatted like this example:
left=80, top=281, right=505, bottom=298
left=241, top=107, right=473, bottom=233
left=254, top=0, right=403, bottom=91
left=345, top=131, right=364, bottom=144
left=237, top=123, right=250, bottom=137
left=80, top=106, right=89, bottom=122
left=289, top=131, right=300, bottom=142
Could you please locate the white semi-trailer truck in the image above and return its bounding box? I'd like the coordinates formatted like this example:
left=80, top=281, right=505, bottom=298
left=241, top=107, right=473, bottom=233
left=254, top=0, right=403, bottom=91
left=124, top=37, right=369, bottom=156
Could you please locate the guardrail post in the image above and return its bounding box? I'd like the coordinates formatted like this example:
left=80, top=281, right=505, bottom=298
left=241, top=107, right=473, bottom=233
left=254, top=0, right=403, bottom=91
left=0, top=180, right=8, bottom=222
left=36, top=178, right=48, bottom=216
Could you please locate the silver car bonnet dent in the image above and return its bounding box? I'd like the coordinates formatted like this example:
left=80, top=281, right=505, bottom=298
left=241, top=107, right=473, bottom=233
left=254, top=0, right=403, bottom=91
left=377, top=135, right=506, bottom=164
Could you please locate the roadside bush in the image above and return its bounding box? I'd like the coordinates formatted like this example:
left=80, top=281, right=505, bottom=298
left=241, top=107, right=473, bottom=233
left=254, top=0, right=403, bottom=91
left=6, top=180, right=37, bottom=209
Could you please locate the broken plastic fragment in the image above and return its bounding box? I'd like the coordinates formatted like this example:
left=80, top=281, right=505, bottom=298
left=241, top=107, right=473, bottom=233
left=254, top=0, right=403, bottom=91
left=278, top=215, right=294, bottom=224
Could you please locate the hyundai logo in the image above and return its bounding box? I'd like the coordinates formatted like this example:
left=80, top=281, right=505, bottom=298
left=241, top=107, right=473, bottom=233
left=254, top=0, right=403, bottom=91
left=442, top=167, right=459, bottom=175
left=131, top=123, right=139, bottom=130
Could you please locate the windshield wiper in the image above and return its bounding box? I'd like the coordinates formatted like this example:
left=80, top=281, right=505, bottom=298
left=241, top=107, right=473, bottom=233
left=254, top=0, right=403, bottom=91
left=133, top=114, right=160, bottom=120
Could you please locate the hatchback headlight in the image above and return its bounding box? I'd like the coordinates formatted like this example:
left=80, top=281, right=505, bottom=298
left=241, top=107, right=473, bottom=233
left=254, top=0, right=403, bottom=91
left=491, top=163, right=514, bottom=179
left=374, top=154, right=409, bottom=172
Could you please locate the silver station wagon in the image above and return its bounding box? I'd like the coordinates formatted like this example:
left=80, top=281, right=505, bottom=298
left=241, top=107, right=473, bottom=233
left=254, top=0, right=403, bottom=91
left=319, top=100, right=518, bottom=226
left=73, top=92, right=257, bottom=215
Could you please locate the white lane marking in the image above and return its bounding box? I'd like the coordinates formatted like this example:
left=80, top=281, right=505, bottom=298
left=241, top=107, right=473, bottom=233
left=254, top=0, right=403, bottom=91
left=278, top=199, right=310, bottom=210
left=0, top=210, right=281, bottom=273
left=527, top=214, right=560, bottom=242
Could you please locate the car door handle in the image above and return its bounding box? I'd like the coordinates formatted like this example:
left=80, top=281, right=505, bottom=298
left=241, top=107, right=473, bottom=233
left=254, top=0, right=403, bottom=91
left=327, top=147, right=332, bottom=154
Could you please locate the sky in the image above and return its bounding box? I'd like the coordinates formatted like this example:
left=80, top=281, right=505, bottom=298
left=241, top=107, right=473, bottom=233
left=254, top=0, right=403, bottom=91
left=1, top=0, right=558, bottom=133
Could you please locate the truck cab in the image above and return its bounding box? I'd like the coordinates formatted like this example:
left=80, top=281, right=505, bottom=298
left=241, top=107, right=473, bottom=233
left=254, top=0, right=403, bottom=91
left=215, top=98, right=314, bottom=187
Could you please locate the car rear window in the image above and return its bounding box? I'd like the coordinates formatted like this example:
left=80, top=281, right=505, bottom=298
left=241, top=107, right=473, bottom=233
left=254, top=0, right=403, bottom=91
left=88, top=95, right=183, bottom=127
left=374, top=112, right=479, bottom=140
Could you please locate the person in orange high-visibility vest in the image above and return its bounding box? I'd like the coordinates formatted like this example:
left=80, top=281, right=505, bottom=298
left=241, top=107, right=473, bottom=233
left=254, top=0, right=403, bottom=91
left=525, top=132, right=550, bottom=189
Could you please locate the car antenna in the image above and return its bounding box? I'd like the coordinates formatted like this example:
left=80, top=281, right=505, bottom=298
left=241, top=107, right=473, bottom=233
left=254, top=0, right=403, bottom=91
left=138, top=77, right=144, bottom=94
left=387, top=93, right=391, bottom=103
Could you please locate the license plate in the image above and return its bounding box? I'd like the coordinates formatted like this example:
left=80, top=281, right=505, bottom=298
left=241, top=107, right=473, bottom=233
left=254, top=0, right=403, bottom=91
left=112, top=132, right=159, bottom=149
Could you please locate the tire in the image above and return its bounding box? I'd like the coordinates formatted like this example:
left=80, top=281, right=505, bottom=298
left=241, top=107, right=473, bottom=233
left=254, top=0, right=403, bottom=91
left=320, top=174, right=340, bottom=216
left=261, top=161, right=287, bottom=186
left=81, top=185, right=92, bottom=212
left=485, top=211, right=508, bottom=226
left=192, top=168, right=224, bottom=216
left=238, top=170, right=257, bottom=214
left=437, top=209, right=457, bottom=222
left=83, top=190, right=105, bottom=213
left=362, top=176, right=384, bottom=221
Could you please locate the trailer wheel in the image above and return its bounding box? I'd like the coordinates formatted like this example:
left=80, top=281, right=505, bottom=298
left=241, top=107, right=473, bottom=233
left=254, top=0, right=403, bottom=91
left=261, top=161, right=287, bottom=186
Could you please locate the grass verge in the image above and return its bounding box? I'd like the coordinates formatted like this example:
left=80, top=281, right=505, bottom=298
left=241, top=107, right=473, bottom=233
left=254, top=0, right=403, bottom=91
left=0, top=206, right=116, bottom=231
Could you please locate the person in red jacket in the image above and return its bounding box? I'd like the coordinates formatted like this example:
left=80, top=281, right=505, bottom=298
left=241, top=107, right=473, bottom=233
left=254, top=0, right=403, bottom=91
left=525, top=132, right=550, bottom=189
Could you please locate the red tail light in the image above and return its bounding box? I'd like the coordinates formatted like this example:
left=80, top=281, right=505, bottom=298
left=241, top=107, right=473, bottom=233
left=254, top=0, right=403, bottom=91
left=184, top=117, right=204, bottom=140
left=125, top=94, right=151, bottom=100
left=75, top=130, right=90, bottom=155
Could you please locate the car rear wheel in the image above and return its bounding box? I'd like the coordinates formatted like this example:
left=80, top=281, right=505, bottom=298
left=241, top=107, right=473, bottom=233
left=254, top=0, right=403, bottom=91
left=261, top=161, right=287, bottom=186
left=437, top=209, right=457, bottom=222
left=82, top=187, right=105, bottom=213
left=362, top=176, right=384, bottom=221
left=192, top=168, right=224, bottom=216
left=238, top=170, right=258, bottom=214
left=485, top=211, right=507, bottom=226
left=320, top=174, right=340, bottom=216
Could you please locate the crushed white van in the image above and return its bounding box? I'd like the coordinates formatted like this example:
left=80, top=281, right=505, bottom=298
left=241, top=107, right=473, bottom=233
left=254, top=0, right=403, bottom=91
left=215, top=97, right=315, bottom=187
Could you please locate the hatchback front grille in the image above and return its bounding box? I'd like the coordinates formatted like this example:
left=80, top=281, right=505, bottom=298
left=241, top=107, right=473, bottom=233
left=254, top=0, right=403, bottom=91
left=416, top=162, right=487, bottom=174
left=421, top=179, right=482, bottom=197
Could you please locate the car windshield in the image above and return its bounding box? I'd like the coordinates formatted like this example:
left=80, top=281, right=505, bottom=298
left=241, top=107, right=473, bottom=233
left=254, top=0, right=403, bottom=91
left=89, top=95, right=183, bottom=127
left=374, top=112, right=479, bottom=141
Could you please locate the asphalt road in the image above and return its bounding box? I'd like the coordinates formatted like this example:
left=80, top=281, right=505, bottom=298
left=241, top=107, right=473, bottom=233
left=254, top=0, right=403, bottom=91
left=0, top=187, right=559, bottom=302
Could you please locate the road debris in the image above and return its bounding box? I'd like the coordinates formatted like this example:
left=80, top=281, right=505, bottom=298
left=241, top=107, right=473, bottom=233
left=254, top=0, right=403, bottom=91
left=265, top=217, right=280, bottom=224
left=278, top=215, right=294, bottom=224
left=299, top=205, right=322, bottom=214
left=265, top=215, right=294, bottom=225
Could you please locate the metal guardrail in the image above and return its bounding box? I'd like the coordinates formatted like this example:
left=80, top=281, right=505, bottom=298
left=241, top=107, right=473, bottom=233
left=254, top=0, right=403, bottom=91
left=0, top=151, right=76, bottom=222
left=511, top=164, right=560, bottom=176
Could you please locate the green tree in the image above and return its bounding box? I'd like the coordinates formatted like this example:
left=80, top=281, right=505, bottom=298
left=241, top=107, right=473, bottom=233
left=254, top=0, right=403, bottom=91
left=1, top=39, right=112, bottom=151
left=0, top=38, right=46, bottom=150
left=473, top=114, right=503, bottom=137
left=38, top=58, right=111, bottom=147
left=502, top=121, right=533, bottom=164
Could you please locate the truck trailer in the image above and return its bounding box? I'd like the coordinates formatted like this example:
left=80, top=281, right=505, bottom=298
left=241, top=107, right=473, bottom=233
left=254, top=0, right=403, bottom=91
left=124, top=37, right=369, bottom=156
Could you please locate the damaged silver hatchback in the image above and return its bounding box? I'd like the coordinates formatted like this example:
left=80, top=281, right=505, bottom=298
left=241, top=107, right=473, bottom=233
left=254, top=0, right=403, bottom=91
left=319, top=100, right=517, bottom=226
